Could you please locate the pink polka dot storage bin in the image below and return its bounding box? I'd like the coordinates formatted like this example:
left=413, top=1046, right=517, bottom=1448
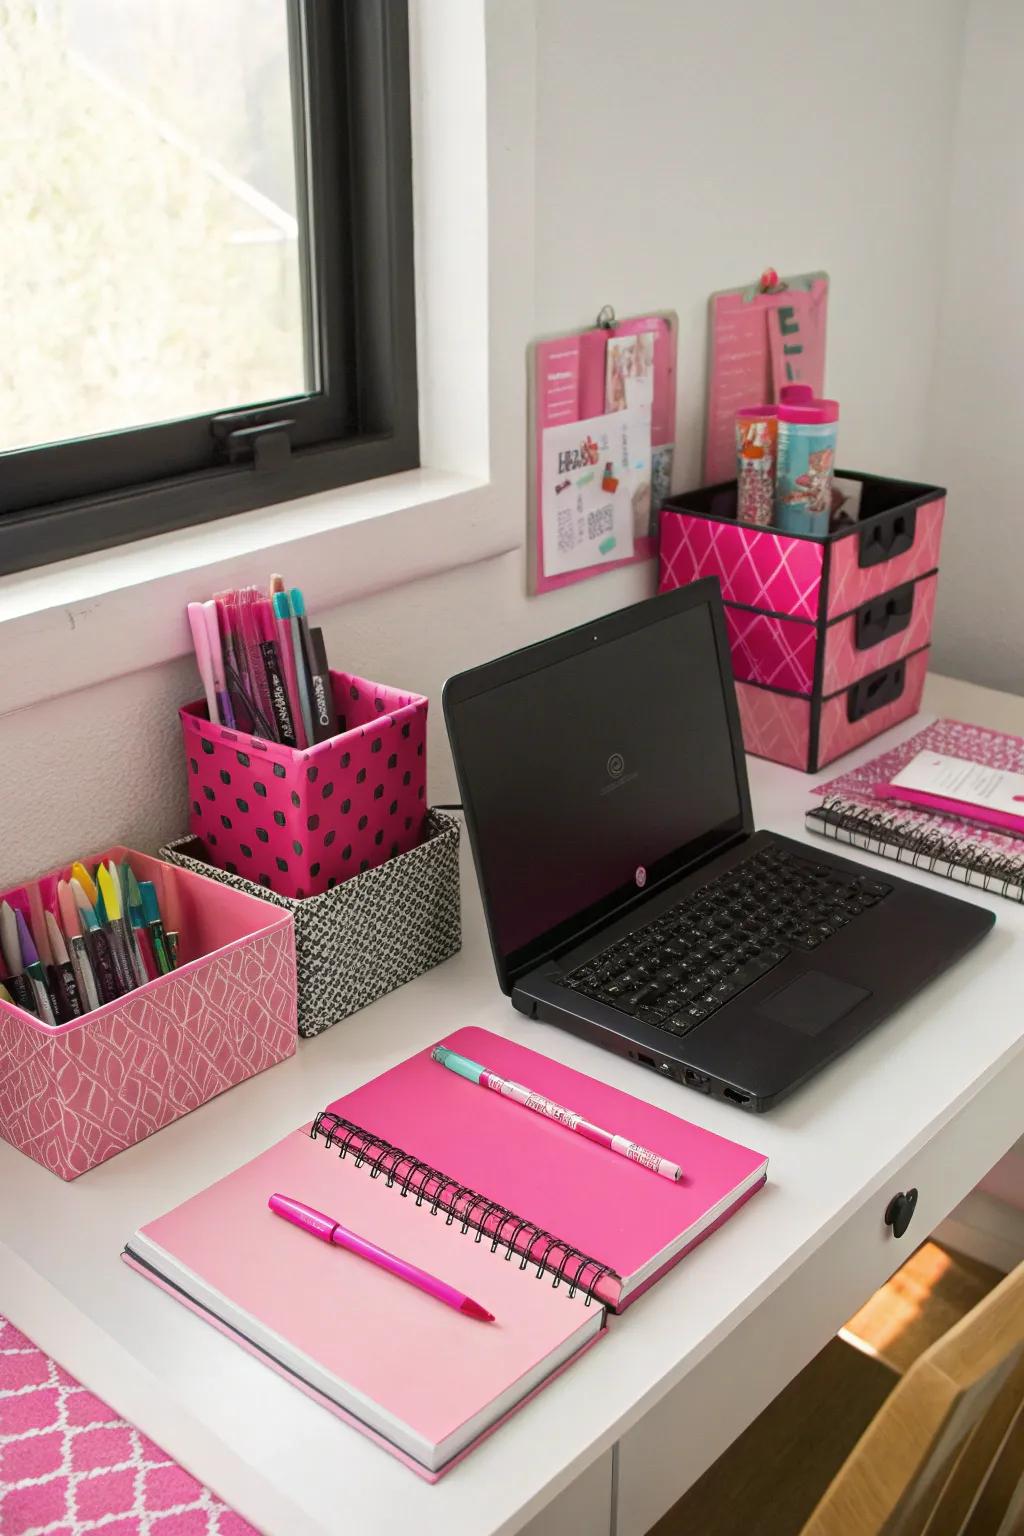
left=660, top=470, right=945, bottom=772
left=180, top=672, right=428, bottom=900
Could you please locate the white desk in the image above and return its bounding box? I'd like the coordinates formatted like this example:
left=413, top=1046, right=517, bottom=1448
left=3, top=673, right=1023, bottom=1536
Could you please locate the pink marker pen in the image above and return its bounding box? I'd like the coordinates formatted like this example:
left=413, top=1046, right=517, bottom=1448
left=431, top=1046, right=684, bottom=1181
left=255, top=599, right=298, bottom=748
left=268, top=1194, right=495, bottom=1321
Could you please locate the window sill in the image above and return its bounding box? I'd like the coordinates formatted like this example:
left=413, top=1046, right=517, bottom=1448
left=0, top=467, right=516, bottom=716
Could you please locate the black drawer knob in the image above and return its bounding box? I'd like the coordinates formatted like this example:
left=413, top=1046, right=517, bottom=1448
left=884, top=1188, right=918, bottom=1239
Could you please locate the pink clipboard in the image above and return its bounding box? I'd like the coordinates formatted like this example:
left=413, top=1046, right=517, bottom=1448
left=704, top=272, right=829, bottom=484
left=530, top=311, right=677, bottom=593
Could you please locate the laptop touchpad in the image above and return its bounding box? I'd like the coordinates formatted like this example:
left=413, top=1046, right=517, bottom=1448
left=756, top=971, right=871, bottom=1036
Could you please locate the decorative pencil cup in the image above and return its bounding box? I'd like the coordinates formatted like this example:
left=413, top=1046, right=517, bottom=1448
left=161, top=810, right=462, bottom=1039
left=180, top=672, right=428, bottom=899
left=0, top=846, right=296, bottom=1180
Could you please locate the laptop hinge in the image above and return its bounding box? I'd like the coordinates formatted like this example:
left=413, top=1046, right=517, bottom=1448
left=508, top=827, right=751, bottom=988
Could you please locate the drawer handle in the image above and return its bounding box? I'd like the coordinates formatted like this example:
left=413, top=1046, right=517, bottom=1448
left=847, top=660, right=906, bottom=723
left=884, top=1188, right=918, bottom=1239
left=858, top=506, right=917, bottom=568
left=854, top=582, right=915, bottom=651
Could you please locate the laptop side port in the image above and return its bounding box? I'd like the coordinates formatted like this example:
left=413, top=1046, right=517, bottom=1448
left=684, top=1068, right=711, bottom=1093
left=722, top=1086, right=751, bottom=1105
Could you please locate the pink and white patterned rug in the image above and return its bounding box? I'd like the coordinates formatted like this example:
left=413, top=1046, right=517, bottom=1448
left=0, top=1314, right=259, bottom=1536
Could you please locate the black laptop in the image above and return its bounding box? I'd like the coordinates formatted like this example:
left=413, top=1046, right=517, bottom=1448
left=443, top=580, right=994, bottom=1112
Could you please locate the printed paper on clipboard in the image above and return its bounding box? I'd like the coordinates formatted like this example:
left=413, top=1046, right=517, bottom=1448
left=541, top=410, right=645, bottom=578
left=530, top=312, right=677, bottom=593
left=704, top=272, right=828, bottom=485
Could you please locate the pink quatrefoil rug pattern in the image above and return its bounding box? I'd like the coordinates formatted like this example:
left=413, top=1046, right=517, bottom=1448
left=0, top=1315, right=258, bottom=1536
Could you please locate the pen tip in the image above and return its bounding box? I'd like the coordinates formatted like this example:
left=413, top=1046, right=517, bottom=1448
left=460, top=1298, right=495, bottom=1323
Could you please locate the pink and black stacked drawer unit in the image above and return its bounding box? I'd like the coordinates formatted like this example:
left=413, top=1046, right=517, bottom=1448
left=659, top=472, right=945, bottom=772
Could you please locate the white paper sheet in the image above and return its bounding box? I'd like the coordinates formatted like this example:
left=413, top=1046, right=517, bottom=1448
left=540, top=409, right=646, bottom=577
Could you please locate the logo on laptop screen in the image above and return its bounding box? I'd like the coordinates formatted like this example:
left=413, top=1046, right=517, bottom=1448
left=601, top=750, right=639, bottom=796
left=635, top=866, right=647, bottom=888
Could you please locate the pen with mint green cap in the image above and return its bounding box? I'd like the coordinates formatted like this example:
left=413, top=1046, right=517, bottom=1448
left=431, top=1046, right=683, bottom=1181
left=290, top=588, right=334, bottom=744
left=139, top=880, right=173, bottom=976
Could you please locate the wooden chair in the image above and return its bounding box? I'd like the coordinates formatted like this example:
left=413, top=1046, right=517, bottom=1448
left=802, top=1256, right=1024, bottom=1535
left=651, top=1250, right=1024, bottom=1536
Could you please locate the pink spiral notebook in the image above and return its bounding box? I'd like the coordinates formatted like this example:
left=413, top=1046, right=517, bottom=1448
left=124, top=1027, right=767, bottom=1478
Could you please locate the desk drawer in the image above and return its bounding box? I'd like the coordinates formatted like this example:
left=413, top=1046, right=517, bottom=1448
left=615, top=1047, right=1024, bottom=1536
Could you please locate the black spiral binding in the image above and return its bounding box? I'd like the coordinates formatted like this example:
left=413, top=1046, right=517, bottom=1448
left=310, top=1111, right=614, bottom=1306
left=812, top=797, right=1024, bottom=904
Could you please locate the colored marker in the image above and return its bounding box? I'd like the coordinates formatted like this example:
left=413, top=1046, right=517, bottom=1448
left=123, top=865, right=157, bottom=981
left=58, top=880, right=100, bottom=1013
left=307, top=627, right=337, bottom=743
left=14, top=909, right=57, bottom=1025
left=0, top=983, right=12, bottom=1006
left=431, top=1046, right=684, bottom=1182
left=119, top=861, right=149, bottom=983
left=256, top=599, right=297, bottom=747
left=71, top=862, right=99, bottom=908
left=0, top=904, right=36, bottom=1016
left=44, top=911, right=84, bottom=1022
left=99, top=863, right=139, bottom=991
left=187, top=602, right=219, bottom=725
left=139, top=881, right=173, bottom=975
left=272, top=590, right=308, bottom=748
left=286, top=588, right=316, bottom=745
left=203, top=600, right=235, bottom=729
left=71, top=880, right=121, bottom=1004
left=292, top=592, right=334, bottom=743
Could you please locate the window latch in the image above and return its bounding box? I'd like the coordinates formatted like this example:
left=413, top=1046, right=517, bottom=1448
left=211, top=412, right=295, bottom=472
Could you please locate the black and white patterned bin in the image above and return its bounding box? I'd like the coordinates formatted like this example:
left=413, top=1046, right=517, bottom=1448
left=160, top=810, right=461, bottom=1038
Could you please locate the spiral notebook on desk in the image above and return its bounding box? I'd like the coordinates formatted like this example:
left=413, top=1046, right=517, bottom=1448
left=806, top=718, right=1024, bottom=904
left=123, top=1026, right=767, bottom=1478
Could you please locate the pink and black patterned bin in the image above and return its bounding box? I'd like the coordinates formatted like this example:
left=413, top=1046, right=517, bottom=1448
left=180, top=672, right=428, bottom=899
left=659, top=471, right=945, bottom=772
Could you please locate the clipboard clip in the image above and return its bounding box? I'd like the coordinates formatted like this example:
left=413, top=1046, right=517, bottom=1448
left=595, top=304, right=616, bottom=330
left=758, top=267, right=787, bottom=295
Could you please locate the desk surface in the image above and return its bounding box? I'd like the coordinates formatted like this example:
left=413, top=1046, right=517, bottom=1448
left=3, top=673, right=1024, bottom=1536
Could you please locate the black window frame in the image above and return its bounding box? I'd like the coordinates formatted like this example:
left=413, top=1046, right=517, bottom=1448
left=0, top=0, right=418, bottom=577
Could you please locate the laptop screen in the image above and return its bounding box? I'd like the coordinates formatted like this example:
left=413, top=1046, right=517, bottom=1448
left=447, top=591, right=748, bottom=981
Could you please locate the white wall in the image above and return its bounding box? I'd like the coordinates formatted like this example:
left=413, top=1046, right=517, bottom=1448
left=926, top=0, right=1024, bottom=694
left=0, top=1, right=969, bottom=887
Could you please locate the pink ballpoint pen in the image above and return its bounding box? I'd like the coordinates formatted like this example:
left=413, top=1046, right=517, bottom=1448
left=268, top=1194, right=495, bottom=1321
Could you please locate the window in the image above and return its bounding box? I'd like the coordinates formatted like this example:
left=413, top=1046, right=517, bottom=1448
left=0, top=0, right=418, bottom=574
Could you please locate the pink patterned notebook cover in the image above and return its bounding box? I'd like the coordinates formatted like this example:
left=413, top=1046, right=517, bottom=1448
left=331, top=1026, right=768, bottom=1306
left=814, top=717, right=1024, bottom=855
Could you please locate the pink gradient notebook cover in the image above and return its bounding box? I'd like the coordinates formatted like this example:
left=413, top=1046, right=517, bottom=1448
left=125, top=1029, right=765, bottom=1477
left=128, top=1126, right=603, bottom=1478
left=329, top=1026, right=768, bottom=1309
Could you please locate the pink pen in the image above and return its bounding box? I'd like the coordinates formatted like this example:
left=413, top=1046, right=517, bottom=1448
left=432, top=1046, right=684, bottom=1182
left=268, top=1194, right=495, bottom=1321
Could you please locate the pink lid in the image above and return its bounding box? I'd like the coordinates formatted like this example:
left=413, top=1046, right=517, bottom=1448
left=778, top=397, right=839, bottom=424
left=735, top=403, right=778, bottom=419
left=779, top=384, right=815, bottom=404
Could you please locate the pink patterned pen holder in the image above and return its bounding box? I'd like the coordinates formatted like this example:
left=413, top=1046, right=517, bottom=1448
left=0, top=846, right=296, bottom=1181
left=660, top=470, right=945, bottom=772
left=181, top=671, right=428, bottom=899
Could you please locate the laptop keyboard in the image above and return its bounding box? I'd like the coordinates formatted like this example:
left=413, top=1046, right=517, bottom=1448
left=559, top=843, right=892, bottom=1042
